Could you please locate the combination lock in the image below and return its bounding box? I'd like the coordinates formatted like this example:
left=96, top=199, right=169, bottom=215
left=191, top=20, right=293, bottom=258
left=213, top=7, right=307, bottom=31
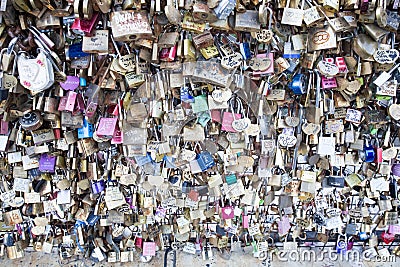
left=19, top=111, right=43, bottom=130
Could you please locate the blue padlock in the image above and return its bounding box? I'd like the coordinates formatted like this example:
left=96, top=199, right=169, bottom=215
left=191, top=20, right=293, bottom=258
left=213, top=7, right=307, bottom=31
left=77, top=117, right=94, bottom=139
left=91, top=180, right=105, bottom=194
left=239, top=42, right=252, bottom=60
left=363, top=135, right=375, bottom=163
left=79, top=77, right=87, bottom=87
left=288, top=73, right=306, bottom=95
left=359, top=230, right=369, bottom=241
left=336, top=234, right=347, bottom=254
left=68, top=43, right=89, bottom=58
left=180, top=86, right=194, bottom=103
left=197, top=151, right=215, bottom=171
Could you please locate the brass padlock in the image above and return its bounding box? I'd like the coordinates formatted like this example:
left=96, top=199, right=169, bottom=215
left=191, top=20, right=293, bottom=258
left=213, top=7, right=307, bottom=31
left=36, top=11, right=61, bottom=29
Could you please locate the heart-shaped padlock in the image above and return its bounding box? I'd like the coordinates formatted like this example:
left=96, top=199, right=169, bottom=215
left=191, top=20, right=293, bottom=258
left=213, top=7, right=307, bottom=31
left=17, top=50, right=54, bottom=93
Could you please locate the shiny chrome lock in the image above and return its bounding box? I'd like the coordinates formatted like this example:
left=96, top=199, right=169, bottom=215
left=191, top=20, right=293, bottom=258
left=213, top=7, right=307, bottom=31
left=363, top=23, right=389, bottom=41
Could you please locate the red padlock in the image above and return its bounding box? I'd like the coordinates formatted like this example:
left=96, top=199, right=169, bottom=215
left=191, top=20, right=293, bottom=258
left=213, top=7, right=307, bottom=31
left=381, top=231, right=395, bottom=244
left=135, top=236, right=143, bottom=248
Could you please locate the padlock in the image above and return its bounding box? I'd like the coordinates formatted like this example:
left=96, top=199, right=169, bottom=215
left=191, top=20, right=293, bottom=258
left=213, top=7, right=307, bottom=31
left=192, top=2, right=217, bottom=22
left=110, top=10, right=152, bottom=41
left=281, top=0, right=305, bottom=27
left=234, top=10, right=261, bottom=31
left=303, top=0, right=323, bottom=27
left=214, top=0, right=236, bottom=20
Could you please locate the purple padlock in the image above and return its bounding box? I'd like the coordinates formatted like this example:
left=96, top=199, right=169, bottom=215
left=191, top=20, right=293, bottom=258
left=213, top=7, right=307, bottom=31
left=38, top=154, right=56, bottom=173
left=91, top=180, right=105, bottom=194
left=60, top=76, right=80, bottom=91
left=392, top=164, right=400, bottom=177
left=347, top=239, right=354, bottom=250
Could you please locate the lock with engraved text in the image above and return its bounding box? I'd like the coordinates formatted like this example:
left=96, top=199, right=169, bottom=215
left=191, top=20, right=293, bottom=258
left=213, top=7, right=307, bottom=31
left=282, top=0, right=305, bottom=27
left=253, top=6, right=274, bottom=44
left=303, top=0, right=323, bottom=27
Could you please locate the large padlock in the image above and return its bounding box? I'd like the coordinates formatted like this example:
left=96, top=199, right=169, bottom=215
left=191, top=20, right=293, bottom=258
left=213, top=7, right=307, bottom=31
left=110, top=10, right=152, bottom=41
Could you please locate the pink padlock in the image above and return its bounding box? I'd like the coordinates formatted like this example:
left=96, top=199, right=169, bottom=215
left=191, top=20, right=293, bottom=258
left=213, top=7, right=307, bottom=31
left=160, top=44, right=177, bottom=62
left=96, top=117, right=118, bottom=137
left=252, top=53, right=274, bottom=76
left=58, top=96, right=68, bottom=111
left=242, top=215, right=249, bottom=228
left=0, top=118, right=8, bottom=135
left=321, top=76, right=338, bottom=89
left=388, top=225, right=400, bottom=234
left=375, top=147, right=383, bottom=163
left=71, top=13, right=99, bottom=35
left=65, top=91, right=77, bottom=112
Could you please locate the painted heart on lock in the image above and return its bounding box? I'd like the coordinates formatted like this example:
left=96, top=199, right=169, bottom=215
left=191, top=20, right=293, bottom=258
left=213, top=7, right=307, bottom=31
left=244, top=123, right=260, bottom=136
left=221, top=206, right=234, bottom=219
left=18, top=52, right=53, bottom=92
left=8, top=197, right=24, bottom=208
left=232, top=118, right=251, bottom=132
left=212, top=89, right=232, bottom=103
left=180, top=149, right=197, bottom=162
left=60, top=76, right=80, bottom=91
left=224, top=208, right=232, bottom=215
